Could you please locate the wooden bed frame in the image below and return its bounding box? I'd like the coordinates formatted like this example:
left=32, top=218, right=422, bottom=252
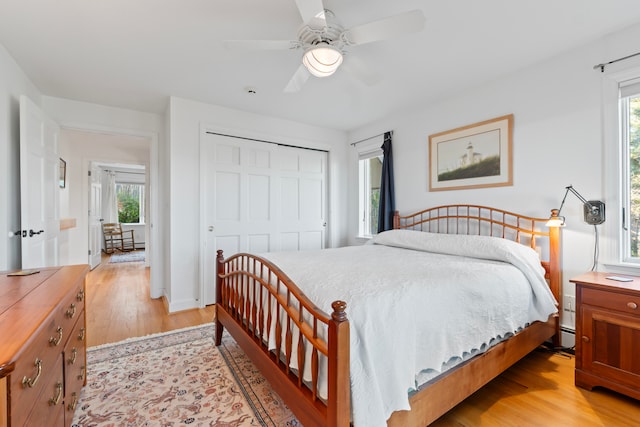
left=215, top=205, right=561, bottom=427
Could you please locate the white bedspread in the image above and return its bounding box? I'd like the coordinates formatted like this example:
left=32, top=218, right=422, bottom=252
left=261, top=230, right=558, bottom=427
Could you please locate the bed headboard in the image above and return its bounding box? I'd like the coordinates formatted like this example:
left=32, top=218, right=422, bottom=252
left=393, top=204, right=561, bottom=344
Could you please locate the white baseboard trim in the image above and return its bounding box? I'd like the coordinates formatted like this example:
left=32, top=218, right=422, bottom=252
left=560, top=326, right=576, bottom=349
left=167, top=298, right=200, bottom=313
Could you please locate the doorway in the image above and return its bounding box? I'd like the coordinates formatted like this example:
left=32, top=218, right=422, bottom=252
left=58, top=127, right=159, bottom=298
left=89, top=162, right=147, bottom=270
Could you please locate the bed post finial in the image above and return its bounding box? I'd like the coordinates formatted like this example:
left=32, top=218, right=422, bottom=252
left=393, top=210, right=400, bottom=229
left=331, top=300, right=348, bottom=322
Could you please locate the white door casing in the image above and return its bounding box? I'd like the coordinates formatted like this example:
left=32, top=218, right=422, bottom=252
left=19, top=95, right=60, bottom=269
left=88, top=163, right=102, bottom=269
left=201, top=133, right=328, bottom=305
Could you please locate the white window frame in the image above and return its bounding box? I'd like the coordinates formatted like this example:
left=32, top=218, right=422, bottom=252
left=356, top=138, right=383, bottom=239
left=620, top=83, right=640, bottom=262
left=115, top=181, right=146, bottom=225
left=602, top=58, right=640, bottom=273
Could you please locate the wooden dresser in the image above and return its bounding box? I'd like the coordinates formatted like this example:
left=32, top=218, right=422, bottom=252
left=571, top=272, right=640, bottom=400
left=0, top=265, right=89, bottom=427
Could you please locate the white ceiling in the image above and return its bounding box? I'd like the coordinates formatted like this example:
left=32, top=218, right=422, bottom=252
left=2, top=0, right=640, bottom=131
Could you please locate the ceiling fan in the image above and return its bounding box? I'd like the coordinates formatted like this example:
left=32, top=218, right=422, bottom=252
left=224, top=0, right=426, bottom=92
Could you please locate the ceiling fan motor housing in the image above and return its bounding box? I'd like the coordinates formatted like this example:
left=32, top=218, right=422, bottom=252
left=297, top=13, right=346, bottom=52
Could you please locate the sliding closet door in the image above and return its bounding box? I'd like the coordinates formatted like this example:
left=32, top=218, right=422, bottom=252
left=201, top=133, right=328, bottom=305
left=279, top=146, right=327, bottom=251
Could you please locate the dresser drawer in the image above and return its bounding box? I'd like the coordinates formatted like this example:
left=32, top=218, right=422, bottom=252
left=582, top=287, right=640, bottom=315
left=64, top=310, right=86, bottom=415
left=22, top=354, right=65, bottom=427
left=56, top=284, right=85, bottom=339
left=9, top=318, right=65, bottom=426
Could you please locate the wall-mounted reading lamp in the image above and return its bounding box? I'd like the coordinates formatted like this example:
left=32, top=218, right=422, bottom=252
left=547, top=185, right=605, bottom=227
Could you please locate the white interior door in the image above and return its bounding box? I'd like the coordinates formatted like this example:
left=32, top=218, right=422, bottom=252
left=19, top=95, right=60, bottom=269
left=279, top=146, right=327, bottom=251
left=201, top=133, right=328, bottom=305
left=88, top=163, right=102, bottom=269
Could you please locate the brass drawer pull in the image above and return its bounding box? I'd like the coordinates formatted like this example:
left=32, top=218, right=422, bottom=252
left=78, top=327, right=86, bottom=341
left=67, top=392, right=78, bottom=412
left=78, top=365, right=86, bottom=382
left=68, top=347, right=78, bottom=365
left=49, top=382, right=63, bottom=406
left=582, top=336, right=590, bottom=343
left=76, top=289, right=85, bottom=301
left=628, top=301, right=638, bottom=310
left=49, top=326, right=63, bottom=346
left=66, top=303, right=76, bottom=318
left=21, top=358, right=42, bottom=388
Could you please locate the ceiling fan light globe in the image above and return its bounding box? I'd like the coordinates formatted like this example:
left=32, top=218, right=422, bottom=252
left=303, top=45, right=343, bottom=77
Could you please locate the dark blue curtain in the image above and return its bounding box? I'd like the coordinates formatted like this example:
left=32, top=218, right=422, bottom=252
left=377, top=132, right=395, bottom=233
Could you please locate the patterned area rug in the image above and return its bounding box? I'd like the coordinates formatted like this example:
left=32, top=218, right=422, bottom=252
left=109, top=250, right=145, bottom=263
left=71, top=324, right=300, bottom=426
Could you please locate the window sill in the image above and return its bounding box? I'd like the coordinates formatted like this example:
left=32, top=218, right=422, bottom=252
left=601, top=262, right=640, bottom=276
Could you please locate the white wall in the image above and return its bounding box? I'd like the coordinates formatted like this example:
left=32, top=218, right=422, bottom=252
left=122, top=224, right=145, bottom=249
left=167, top=97, right=348, bottom=311
left=347, top=23, right=640, bottom=340
left=0, top=43, right=43, bottom=271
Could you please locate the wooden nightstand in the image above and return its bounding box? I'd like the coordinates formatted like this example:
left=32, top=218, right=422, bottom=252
left=570, top=272, right=640, bottom=400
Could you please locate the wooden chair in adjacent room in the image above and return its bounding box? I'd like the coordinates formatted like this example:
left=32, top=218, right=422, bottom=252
left=102, top=222, right=136, bottom=253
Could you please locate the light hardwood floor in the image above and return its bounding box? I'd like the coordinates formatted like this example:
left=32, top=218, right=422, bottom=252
left=86, top=253, right=640, bottom=426
left=85, top=251, right=215, bottom=347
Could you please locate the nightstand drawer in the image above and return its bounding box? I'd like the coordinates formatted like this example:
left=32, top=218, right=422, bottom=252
left=581, top=287, right=640, bottom=315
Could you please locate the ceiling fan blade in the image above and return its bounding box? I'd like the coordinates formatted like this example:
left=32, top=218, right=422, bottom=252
left=294, top=0, right=326, bottom=27
left=284, top=64, right=311, bottom=93
left=341, top=57, right=380, bottom=86
left=345, top=9, right=426, bottom=46
left=224, top=40, right=300, bottom=50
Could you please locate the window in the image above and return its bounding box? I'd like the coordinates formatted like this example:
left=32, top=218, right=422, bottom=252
left=601, top=61, right=640, bottom=272
left=621, top=80, right=640, bottom=261
left=116, top=182, right=145, bottom=224
left=358, top=151, right=383, bottom=237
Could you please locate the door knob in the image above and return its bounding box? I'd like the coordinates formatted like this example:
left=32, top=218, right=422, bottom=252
left=208, top=226, right=214, bottom=232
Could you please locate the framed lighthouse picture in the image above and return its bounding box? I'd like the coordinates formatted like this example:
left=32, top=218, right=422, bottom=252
left=428, top=114, right=513, bottom=191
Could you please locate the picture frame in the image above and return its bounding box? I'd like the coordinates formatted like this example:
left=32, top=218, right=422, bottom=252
left=429, top=114, right=513, bottom=191
left=59, top=158, right=66, bottom=188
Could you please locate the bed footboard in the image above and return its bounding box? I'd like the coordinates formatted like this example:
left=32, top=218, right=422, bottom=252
left=215, top=250, right=350, bottom=427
